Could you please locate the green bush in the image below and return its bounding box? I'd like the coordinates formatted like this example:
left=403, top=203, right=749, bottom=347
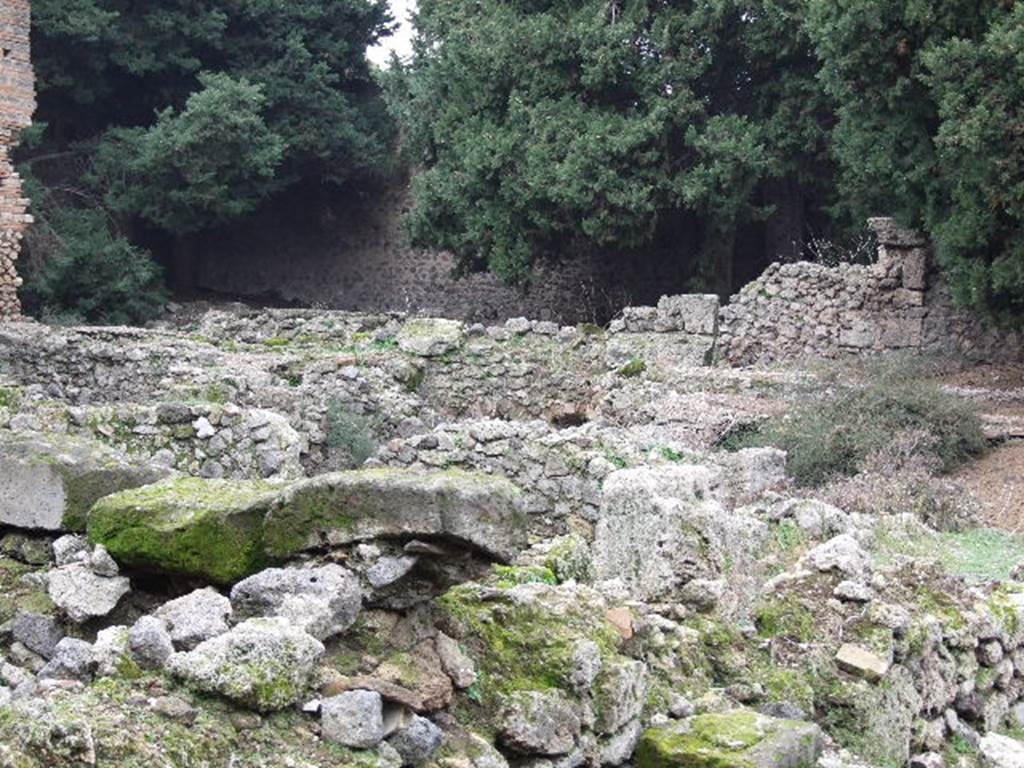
left=325, top=399, right=380, bottom=468
left=727, top=361, right=987, bottom=487
left=21, top=207, right=168, bottom=326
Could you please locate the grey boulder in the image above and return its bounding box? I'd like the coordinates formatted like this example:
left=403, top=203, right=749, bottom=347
left=499, top=690, right=582, bottom=756
left=129, top=615, right=175, bottom=669
left=321, top=690, right=387, bottom=748
left=47, top=563, right=131, bottom=624
left=230, top=564, right=361, bottom=641
left=388, top=715, right=444, bottom=766
left=11, top=612, right=63, bottom=659
left=0, top=432, right=168, bottom=531
left=38, top=638, right=94, bottom=681
left=166, top=617, right=324, bottom=712
left=154, top=587, right=232, bottom=650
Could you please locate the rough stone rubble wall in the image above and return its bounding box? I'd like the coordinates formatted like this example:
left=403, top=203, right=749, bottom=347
left=717, top=218, right=1024, bottom=364
left=0, top=0, right=33, bottom=320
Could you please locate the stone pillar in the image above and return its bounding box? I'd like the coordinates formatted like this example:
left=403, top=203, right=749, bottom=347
left=0, top=0, right=35, bottom=321
left=866, top=217, right=929, bottom=292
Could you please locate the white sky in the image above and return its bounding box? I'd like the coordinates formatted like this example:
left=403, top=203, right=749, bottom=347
left=368, top=0, right=418, bottom=67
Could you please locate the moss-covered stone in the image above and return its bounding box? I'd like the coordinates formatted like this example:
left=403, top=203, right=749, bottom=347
left=635, top=710, right=823, bottom=768
left=87, top=477, right=279, bottom=584
left=0, top=432, right=170, bottom=532
left=439, top=580, right=629, bottom=718
left=263, top=467, right=526, bottom=562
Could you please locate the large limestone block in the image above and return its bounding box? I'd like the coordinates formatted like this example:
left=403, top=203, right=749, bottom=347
left=635, top=710, right=823, bottom=768
left=88, top=477, right=280, bottom=584
left=593, top=465, right=768, bottom=601
left=0, top=433, right=169, bottom=531
left=396, top=318, right=464, bottom=357
left=263, top=468, right=527, bottom=562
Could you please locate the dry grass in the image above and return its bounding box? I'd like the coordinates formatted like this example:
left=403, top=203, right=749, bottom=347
left=953, top=441, right=1024, bottom=533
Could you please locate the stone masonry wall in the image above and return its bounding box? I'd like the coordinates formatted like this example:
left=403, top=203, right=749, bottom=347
left=716, top=219, right=1024, bottom=365
left=0, top=0, right=33, bottom=320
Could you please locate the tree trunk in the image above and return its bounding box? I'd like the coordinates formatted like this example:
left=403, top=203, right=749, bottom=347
left=707, top=225, right=736, bottom=299
left=171, top=236, right=200, bottom=295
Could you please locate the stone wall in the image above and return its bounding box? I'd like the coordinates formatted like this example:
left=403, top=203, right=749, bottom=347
left=197, top=181, right=693, bottom=324
left=0, top=0, right=33, bottom=321
left=717, top=219, right=1024, bottom=365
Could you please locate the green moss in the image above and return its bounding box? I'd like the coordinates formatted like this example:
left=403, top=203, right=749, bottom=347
left=636, top=711, right=795, bottom=768
left=438, top=582, right=623, bottom=707
left=617, top=359, right=647, bottom=378
left=544, top=534, right=595, bottom=584
left=88, top=477, right=279, bottom=584
left=491, top=565, right=558, bottom=588
left=262, top=337, right=291, bottom=348
left=0, top=386, right=21, bottom=410
left=754, top=596, right=816, bottom=643
left=0, top=557, right=55, bottom=624
left=986, top=585, right=1022, bottom=635
left=916, top=587, right=968, bottom=631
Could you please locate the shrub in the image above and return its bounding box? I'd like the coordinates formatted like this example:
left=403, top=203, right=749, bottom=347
left=21, top=207, right=168, bottom=326
left=728, top=360, right=987, bottom=487
left=325, top=399, right=380, bottom=468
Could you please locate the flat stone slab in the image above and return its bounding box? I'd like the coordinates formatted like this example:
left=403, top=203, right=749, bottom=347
left=263, top=468, right=526, bottom=562
left=0, top=432, right=169, bottom=532
left=88, top=469, right=527, bottom=584
left=88, top=478, right=281, bottom=584
left=636, top=710, right=823, bottom=768
left=835, top=643, right=890, bottom=682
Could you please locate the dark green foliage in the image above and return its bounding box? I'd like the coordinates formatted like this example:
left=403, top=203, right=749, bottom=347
left=729, top=360, right=987, bottom=486
left=19, top=178, right=167, bottom=326
left=325, top=400, right=380, bottom=467
left=805, top=0, right=1024, bottom=322
left=921, top=6, right=1024, bottom=324
left=21, top=0, right=394, bottom=315
left=92, top=73, right=285, bottom=234
left=385, top=0, right=828, bottom=285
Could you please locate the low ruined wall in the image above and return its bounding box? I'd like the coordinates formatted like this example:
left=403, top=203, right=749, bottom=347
left=0, top=0, right=34, bottom=321
left=717, top=219, right=1023, bottom=365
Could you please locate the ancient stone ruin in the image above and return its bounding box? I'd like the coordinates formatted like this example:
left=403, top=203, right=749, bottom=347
left=0, top=0, right=33, bottom=321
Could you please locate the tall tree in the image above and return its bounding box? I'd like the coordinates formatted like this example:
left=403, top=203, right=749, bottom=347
left=24, top=0, right=395, bottom=309
left=385, top=0, right=833, bottom=292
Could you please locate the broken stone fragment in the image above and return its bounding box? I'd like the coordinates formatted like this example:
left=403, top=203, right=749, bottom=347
left=320, top=690, right=387, bottom=748
left=90, top=625, right=131, bottom=678
left=38, top=637, right=94, bottom=682
left=367, top=555, right=419, bottom=590
left=636, top=710, right=823, bottom=768
left=980, top=733, right=1024, bottom=768
left=435, top=631, right=477, bottom=689
left=835, top=643, right=890, bottom=682
left=499, top=689, right=582, bottom=756
left=387, top=714, right=444, bottom=766
left=166, top=617, right=324, bottom=712
left=800, top=534, right=870, bottom=579
left=11, top=611, right=63, bottom=659
left=129, top=615, right=175, bottom=669
left=230, top=564, right=362, bottom=641
left=0, top=432, right=169, bottom=531
left=153, top=587, right=232, bottom=650
left=47, top=563, right=130, bottom=624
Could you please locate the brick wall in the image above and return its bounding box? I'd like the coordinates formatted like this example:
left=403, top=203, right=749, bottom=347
left=0, top=0, right=34, bottom=320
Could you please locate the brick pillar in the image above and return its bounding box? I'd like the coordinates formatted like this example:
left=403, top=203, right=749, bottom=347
left=0, top=0, right=35, bottom=321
